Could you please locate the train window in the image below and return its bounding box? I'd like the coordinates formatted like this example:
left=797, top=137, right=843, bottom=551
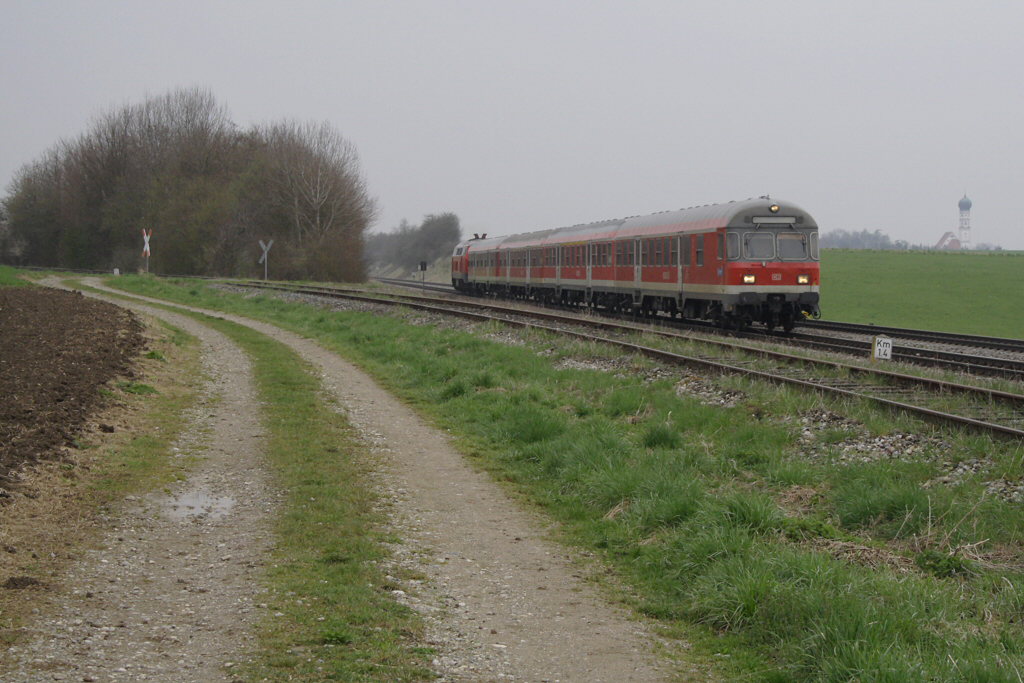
left=695, top=234, right=704, bottom=267
left=778, top=233, right=808, bottom=260
left=654, top=239, right=662, bottom=266
left=604, top=243, right=610, bottom=266
left=670, top=238, right=678, bottom=266
left=726, top=232, right=741, bottom=260
left=718, top=233, right=725, bottom=260
left=743, top=233, right=775, bottom=260
left=683, top=235, right=691, bottom=266
left=810, top=232, right=819, bottom=260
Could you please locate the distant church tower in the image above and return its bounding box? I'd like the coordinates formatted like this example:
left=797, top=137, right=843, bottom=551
left=958, top=193, right=972, bottom=250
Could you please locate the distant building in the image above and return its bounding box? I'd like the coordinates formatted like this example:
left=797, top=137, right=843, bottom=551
left=934, top=194, right=972, bottom=250
left=934, top=232, right=962, bottom=250
left=958, top=193, right=972, bottom=249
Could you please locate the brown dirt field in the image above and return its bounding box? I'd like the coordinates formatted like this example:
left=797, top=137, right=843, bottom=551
left=0, top=287, right=146, bottom=484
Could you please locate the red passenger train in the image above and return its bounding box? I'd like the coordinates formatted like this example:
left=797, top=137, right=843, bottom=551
left=451, top=197, right=820, bottom=332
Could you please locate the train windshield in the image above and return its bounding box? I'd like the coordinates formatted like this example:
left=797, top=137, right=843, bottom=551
left=778, top=233, right=808, bottom=260
left=743, top=233, right=775, bottom=260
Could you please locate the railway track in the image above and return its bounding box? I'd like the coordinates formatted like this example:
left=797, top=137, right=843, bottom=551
left=801, top=319, right=1024, bottom=355
left=374, top=277, right=1024, bottom=381
left=236, top=280, right=1024, bottom=440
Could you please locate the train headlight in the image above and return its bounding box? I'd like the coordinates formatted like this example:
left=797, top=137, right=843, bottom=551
left=797, top=274, right=809, bottom=284
left=743, top=274, right=756, bottom=284
left=770, top=204, right=779, bottom=213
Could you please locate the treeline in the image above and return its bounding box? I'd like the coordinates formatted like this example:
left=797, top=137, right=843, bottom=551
left=0, top=87, right=377, bottom=280
left=820, top=229, right=1002, bottom=251
left=819, top=229, right=912, bottom=250
left=365, top=213, right=461, bottom=272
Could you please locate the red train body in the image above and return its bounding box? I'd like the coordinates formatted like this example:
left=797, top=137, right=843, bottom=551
left=451, top=197, right=819, bottom=331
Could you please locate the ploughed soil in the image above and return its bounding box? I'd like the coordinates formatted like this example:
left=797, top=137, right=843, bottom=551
left=0, top=287, right=146, bottom=484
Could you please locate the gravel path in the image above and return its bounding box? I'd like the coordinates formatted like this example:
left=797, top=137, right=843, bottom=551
left=10, top=280, right=674, bottom=682
left=6, top=282, right=276, bottom=682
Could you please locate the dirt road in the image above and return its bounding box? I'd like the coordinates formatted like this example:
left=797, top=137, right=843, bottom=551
left=6, top=279, right=677, bottom=682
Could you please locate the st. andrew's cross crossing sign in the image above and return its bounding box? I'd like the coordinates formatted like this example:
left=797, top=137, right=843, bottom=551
left=259, top=239, right=273, bottom=280
left=142, top=229, right=152, bottom=273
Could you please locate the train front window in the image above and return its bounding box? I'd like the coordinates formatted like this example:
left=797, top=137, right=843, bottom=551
left=743, top=232, right=775, bottom=260
left=810, top=232, right=819, bottom=260
left=778, top=233, right=808, bottom=260
left=726, top=232, right=741, bottom=260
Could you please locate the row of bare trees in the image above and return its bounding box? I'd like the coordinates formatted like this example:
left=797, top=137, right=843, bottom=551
left=0, top=88, right=378, bottom=280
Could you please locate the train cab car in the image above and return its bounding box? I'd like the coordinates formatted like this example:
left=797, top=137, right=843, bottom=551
left=718, top=204, right=820, bottom=331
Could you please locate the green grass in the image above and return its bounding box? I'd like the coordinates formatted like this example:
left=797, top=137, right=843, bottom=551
left=0, top=265, right=31, bottom=286
left=97, top=274, right=1024, bottom=682
left=820, top=249, right=1024, bottom=338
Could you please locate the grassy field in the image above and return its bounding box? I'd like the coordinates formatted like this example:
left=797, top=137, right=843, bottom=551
left=820, top=249, right=1024, bottom=339
left=97, top=274, right=1024, bottom=683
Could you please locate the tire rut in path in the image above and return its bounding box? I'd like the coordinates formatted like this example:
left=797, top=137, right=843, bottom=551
left=6, top=283, right=275, bottom=682
left=53, top=281, right=674, bottom=682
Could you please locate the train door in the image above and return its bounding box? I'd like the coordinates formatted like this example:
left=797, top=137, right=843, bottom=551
left=633, top=238, right=641, bottom=303
left=586, top=243, right=593, bottom=294
left=677, top=235, right=684, bottom=294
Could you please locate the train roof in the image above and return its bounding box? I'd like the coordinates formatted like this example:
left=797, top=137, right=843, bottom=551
left=459, top=198, right=816, bottom=251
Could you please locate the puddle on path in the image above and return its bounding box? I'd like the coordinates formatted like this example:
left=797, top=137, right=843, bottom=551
left=163, top=490, right=235, bottom=520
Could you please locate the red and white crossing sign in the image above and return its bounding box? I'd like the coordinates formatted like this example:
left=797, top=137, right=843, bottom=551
left=258, top=239, right=273, bottom=280
left=142, top=229, right=152, bottom=257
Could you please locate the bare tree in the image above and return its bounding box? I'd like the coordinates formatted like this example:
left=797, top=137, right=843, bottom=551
left=261, top=120, right=378, bottom=246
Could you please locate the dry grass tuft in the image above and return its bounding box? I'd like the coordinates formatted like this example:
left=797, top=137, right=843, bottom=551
left=810, top=537, right=917, bottom=573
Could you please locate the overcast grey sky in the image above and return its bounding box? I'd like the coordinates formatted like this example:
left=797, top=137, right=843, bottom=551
left=2, top=0, right=1022, bottom=248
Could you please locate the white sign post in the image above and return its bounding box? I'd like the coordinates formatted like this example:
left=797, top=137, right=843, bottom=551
left=142, top=229, right=152, bottom=273
left=872, top=335, right=893, bottom=362
left=259, top=239, right=274, bottom=280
